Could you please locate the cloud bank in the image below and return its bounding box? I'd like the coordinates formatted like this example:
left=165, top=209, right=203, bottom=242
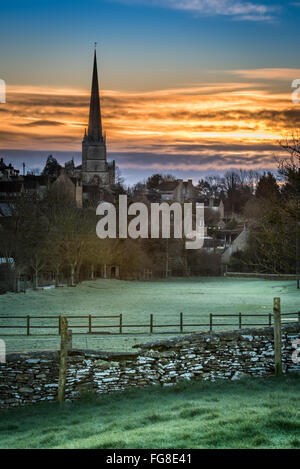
left=0, top=68, right=297, bottom=183
left=115, top=0, right=278, bottom=21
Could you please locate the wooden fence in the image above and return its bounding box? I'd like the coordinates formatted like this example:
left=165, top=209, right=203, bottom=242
left=0, top=311, right=299, bottom=336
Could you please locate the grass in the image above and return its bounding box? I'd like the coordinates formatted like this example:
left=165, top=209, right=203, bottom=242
left=0, top=277, right=299, bottom=352
left=1, top=375, right=300, bottom=449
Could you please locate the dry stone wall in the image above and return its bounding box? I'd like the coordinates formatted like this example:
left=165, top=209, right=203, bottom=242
left=1, top=323, right=300, bottom=409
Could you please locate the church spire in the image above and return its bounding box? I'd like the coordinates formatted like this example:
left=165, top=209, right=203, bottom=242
left=87, top=48, right=103, bottom=142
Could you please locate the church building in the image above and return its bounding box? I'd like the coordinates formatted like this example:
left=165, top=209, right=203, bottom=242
left=81, top=50, right=115, bottom=188
left=69, top=49, right=115, bottom=205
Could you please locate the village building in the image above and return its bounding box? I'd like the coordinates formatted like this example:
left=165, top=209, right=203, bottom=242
left=157, top=179, right=196, bottom=202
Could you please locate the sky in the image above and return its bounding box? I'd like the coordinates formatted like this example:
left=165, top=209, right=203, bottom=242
left=0, top=0, right=300, bottom=185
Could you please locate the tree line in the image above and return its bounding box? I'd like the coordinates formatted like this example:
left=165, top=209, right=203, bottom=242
left=229, top=138, right=300, bottom=274
left=0, top=137, right=299, bottom=292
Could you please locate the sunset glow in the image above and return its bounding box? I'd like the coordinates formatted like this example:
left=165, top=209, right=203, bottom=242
left=1, top=74, right=298, bottom=175
left=1, top=0, right=300, bottom=182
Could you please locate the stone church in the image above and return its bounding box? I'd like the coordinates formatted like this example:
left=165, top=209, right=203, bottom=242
left=81, top=50, right=115, bottom=188
left=61, top=50, right=115, bottom=206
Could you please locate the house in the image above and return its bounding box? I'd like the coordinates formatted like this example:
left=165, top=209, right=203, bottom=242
left=207, top=197, right=225, bottom=220
left=52, top=170, right=83, bottom=208
left=0, top=174, right=52, bottom=200
left=221, top=229, right=249, bottom=265
left=0, top=158, right=19, bottom=180
left=157, top=179, right=196, bottom=202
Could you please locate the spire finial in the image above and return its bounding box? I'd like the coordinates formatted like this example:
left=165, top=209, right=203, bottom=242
left=94, top=42, right=97, bottom=51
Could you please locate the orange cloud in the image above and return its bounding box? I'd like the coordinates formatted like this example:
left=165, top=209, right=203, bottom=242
left=0, top=79, right=298, bottom=172
left=230, top=68, right=300, bottom=80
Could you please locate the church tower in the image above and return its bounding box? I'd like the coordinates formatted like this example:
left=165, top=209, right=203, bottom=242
left=82, top=49, right=115, bottom=187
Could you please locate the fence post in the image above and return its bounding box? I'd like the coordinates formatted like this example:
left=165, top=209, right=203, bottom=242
left=26, top=315, right=30, bottom=336
left=209, top=314, right=213, bottom=333
left=88, top=315, right=92, bottom=334
left=58, top=317, right=69, bottom=404
left=119, top=314, right=122, bottom=334
left=150, top=314, right=153, bottom=334
left=239, top=312, right=242, bottom=329
left=273, top=297, right=283, bottom=377
left=298, top=312, right=300, bottom=323
left=67, top=329, right=72, bottom=351
left=269, top=313, right=272, bottom=326
left=58, top=315, right=61, bottom=335
left=180, top=312, right=183, bottom=333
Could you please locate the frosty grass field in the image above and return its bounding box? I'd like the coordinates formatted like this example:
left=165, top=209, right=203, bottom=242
left=0, top=277, right=299, bottom=353
left=1, top=277, right=300, bottom=450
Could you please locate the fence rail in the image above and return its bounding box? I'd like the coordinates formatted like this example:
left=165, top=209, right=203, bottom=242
left=0, top=311, right=300, bottom=336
